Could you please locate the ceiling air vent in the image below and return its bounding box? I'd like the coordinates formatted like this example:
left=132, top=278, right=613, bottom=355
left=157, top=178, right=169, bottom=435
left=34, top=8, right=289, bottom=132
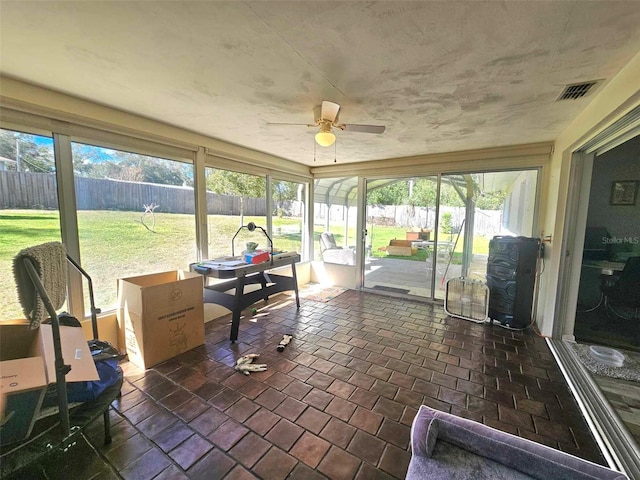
left=557, top=81, right=600, bottom=101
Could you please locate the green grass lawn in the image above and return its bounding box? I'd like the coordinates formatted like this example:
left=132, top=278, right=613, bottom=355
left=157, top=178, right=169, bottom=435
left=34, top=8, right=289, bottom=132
left=1, top=209, right=492, bottom=318
left=316, top=224, right=491, bottom=263
left=1, top=210, right=306, bottom=318
left=1, top=210, right=64, bottom=319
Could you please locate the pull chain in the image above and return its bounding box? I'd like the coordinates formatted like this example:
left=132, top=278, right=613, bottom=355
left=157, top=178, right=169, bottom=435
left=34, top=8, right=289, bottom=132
left=312, top=136, right=338, bottom=162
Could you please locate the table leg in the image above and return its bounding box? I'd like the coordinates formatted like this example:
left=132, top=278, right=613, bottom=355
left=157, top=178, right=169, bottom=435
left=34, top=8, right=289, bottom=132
left=230, top=275, right=246, bottom=342
left=260, top=272, right=269, bottom=302
left=292, top=263, right=300, bottom=309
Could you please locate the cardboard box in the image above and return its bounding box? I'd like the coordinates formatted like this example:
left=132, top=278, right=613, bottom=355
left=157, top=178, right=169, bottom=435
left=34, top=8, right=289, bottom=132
left=387, top=239, right=418, bottom=256
left=117, top=270, right=205, bottom=370
left=406, top=229, right=431, bottom=241
left=0, top=321, right=99, bottom=446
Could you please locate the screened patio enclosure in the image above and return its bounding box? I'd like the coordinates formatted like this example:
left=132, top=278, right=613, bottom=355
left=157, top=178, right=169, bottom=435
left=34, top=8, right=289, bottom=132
left=314, top=170, right=539, bottom=301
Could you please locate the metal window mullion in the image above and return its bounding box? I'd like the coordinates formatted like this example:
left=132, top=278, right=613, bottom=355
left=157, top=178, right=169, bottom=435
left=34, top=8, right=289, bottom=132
left=432, top=174, right=442, bottom=300
left=301, top=181, right=309, bottom=261
left=194, top=147, right=208, bottom=261
left=356, top=176, right=366, bottom=289
left=266, top=175, right=273, bottom=238
left=53, top=133, right=83, bottom=318
left=531, top=167, right=542, bottom=238
left=307, top=180, right=315, bottom=261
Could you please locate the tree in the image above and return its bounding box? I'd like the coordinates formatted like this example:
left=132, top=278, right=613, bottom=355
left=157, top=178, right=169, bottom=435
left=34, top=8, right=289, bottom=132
left=71, top=143, right=112, bottom=177
left=476, top=190, right=506, bottom=210
left=206, top=169, right=266, bottom=225
left=114, top=152, right=189, bottom=186
left=441, top=212, right=453, bottom=234
left=71, top=145, right=193, bottom=186
left=411, top=179, right=438, bottom=207
left=367, top=181, right=408, bottom=205
left=0, top=130, right=55, bottom=173
left=439, top=179, right=465, bottom=207
left=272, top=180, right=298, bottom=217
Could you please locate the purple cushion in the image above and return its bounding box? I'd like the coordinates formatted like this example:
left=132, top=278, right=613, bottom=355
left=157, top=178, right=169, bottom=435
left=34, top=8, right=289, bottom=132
left=409, top=406, right=628, bottom=480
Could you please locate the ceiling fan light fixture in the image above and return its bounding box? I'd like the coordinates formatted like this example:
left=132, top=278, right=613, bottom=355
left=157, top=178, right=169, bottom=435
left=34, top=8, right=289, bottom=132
left=315, top=124, right=336, bottom=147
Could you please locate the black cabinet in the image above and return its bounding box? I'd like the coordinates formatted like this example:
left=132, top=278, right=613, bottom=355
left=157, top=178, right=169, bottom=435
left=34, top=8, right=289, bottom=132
left=486, top=236, right=540, bottom=328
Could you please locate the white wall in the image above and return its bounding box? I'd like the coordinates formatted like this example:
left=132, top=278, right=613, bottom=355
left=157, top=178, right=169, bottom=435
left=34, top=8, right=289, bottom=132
left=503, top=171, right=538, bottom=237
left=310, top=261, right=359, bottom=290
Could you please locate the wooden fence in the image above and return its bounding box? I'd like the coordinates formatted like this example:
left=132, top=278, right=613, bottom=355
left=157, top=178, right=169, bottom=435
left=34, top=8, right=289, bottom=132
left=0, top=171, right=267, bottom=215
left=0, top=170, right=58, bottom=209
left=1, top=171, right=501, bottom=232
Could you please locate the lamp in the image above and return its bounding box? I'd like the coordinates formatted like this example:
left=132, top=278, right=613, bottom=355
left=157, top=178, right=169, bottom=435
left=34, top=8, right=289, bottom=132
left=232, top=222, right=274, bottom=265
left=315, top=123, right=336, bottom=147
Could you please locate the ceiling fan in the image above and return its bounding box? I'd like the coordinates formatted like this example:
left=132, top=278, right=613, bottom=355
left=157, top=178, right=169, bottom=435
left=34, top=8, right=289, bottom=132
left=268, top=100, right=385, bottom=147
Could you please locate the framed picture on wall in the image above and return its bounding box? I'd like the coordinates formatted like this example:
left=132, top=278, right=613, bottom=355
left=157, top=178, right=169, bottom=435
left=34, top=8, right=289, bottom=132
left=610, top=180, right=639, bottom=206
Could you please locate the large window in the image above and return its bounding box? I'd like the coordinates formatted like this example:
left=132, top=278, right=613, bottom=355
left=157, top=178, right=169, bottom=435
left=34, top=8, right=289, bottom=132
left=272, top=179, right=306, bottom=256
left=71, top=142, right=197, bottom=310
left=364, top=176, right=438, bottom=296
left=1, top=128, right=60, bottom=319
left=313, top=177, right=358, bottom=263
left=2, top=129, right=311, bottom=318
left=356, top=170, right=539, bottom=301
left=205, top=168, right=267, bottom=257
left=435, top=175, right=468, bottom=299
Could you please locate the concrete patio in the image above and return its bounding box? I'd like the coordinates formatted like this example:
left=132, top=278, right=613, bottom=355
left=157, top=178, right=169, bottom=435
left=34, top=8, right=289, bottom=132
left=363, top=255, right=488, bottom=299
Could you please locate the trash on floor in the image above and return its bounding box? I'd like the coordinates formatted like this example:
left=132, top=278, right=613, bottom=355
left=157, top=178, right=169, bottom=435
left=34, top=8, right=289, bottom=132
left=235, top=353, right=267, bottom=375
left=277, top=334, right=293, bottom=352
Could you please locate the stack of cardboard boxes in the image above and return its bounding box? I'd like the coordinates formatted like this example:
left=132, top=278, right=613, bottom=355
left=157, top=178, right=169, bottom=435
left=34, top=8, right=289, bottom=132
left=0, top=322, right=98, bottom=445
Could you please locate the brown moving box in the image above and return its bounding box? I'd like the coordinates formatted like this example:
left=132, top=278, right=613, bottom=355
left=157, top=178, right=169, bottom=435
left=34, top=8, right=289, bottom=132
left=405, top=229, right=431, bottom=241
left=0, top=322, right=99, bottom=446
left=387, top=239, right=418, bottom=256
left=117, top=270, right=205, bottom=370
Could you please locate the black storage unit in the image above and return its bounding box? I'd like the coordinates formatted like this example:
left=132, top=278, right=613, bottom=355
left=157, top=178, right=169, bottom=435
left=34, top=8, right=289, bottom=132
left=486, top=236, right=540, bottom=328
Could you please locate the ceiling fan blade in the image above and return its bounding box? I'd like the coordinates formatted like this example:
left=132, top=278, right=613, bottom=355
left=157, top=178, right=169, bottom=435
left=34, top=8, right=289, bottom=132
left=320, top=101, right=340, bottom=123
left=341, top=124, right=386, bottom=134
left=266, top=122, right=315, bottom=127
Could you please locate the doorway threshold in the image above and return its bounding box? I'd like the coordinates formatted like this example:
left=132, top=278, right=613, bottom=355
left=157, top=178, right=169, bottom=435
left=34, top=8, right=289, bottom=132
left=547, top=338, right=640, bottom=479
left=361, top=286, right=444, bottom=305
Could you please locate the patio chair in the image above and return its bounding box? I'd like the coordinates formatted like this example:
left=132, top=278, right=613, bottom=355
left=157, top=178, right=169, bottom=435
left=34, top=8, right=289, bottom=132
left=319, top=232, right=356, bottom=265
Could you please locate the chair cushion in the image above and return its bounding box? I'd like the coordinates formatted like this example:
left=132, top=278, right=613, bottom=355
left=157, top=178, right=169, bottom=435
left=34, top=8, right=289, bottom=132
left=322, top=248, right=356, bottom=266
left=321, top=232, right=338, bottom=250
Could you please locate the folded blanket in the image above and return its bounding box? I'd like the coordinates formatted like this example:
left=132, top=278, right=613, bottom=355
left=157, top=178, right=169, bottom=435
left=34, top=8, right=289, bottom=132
left=13, top=241, right=67, bottom=329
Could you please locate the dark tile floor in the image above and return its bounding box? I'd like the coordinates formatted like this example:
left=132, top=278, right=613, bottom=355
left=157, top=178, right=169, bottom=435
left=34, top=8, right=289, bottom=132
left=15, top=290, right=607, bottom=479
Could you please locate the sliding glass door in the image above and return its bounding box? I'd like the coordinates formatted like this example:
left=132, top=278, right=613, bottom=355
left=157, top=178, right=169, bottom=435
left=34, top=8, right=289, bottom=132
left=362, top=170, right=539, bottom=301
left=364, top=176, right=438, bottom=298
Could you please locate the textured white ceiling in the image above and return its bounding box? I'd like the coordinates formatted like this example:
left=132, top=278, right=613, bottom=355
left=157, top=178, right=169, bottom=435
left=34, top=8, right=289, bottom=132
left=1, top=1, right=640, bottom=166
